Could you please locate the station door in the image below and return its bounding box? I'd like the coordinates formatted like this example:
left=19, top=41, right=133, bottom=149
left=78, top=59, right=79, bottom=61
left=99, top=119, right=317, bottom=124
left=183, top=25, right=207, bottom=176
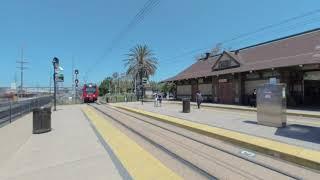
left=218, top=82, right=234, bottom=104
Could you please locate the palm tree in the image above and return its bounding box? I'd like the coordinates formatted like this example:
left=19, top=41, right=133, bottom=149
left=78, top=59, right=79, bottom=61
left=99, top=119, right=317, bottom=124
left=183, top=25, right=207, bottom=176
left=124, top=44, right=158, bottom=87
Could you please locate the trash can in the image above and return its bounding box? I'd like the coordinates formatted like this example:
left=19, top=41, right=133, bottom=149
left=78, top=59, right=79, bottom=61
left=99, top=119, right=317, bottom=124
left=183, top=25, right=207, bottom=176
left=182, top=99, right=190, bottom=113
left=33, top=106, right=52, bottom=134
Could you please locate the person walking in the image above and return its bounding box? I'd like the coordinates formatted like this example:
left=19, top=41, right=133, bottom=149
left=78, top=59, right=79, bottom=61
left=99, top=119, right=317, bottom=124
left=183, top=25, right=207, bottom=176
left=196, top=90, right=203, bottom=109
left=158, top=93, right=162, bottom=107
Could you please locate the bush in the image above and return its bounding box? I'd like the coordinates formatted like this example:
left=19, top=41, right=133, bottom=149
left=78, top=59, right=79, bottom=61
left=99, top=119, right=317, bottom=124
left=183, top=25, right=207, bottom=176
left=105, top=93, right=137, bottom=103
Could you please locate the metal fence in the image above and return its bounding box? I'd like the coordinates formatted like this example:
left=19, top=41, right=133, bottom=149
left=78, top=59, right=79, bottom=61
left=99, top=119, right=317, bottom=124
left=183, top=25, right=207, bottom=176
left=0, top=96, right=52, bottom=127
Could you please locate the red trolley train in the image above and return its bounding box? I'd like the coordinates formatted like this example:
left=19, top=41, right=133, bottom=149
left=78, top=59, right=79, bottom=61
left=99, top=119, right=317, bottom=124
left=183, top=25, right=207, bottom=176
left=82, top=83, right=98, bottom=103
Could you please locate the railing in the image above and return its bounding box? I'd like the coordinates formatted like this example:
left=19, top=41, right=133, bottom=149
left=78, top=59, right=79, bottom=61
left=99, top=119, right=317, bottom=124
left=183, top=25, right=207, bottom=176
left=0, top=96, right=52, bottom=127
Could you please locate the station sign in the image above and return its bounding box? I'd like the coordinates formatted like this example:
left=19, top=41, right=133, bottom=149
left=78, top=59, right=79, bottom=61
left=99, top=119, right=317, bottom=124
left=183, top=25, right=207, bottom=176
left=142, top=77, right=148, bottom=85
left=56, top=73, right=64, bottom=82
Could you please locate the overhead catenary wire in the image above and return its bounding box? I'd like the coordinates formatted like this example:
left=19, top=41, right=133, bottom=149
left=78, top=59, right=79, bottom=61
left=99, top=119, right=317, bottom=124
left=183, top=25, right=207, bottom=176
left=84, top=0, right=160, bottom=80
left=159, top=8, right=320, bottom=64
left=227, top=15, right=320, bottom=49
left=159, top=17, right=320, bottom=66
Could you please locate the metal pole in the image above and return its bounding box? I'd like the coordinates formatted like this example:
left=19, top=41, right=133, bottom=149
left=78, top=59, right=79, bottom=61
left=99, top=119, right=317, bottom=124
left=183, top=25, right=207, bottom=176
left=20, top=48, right=23, bottom=98
left=141, top=85, right=144, bottom=105
left=52, top=58, right=59, bottom=111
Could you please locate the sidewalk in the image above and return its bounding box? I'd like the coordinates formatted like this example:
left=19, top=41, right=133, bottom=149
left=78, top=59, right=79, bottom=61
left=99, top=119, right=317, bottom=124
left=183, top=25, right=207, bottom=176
left=0, top=105, right=122, bottom=180
left=165, top=100, right=320, bottom=118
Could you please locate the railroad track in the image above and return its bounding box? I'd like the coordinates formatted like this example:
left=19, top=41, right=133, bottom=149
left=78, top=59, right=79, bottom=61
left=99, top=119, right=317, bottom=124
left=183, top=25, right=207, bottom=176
left=89, top=103, right=305, bottom=180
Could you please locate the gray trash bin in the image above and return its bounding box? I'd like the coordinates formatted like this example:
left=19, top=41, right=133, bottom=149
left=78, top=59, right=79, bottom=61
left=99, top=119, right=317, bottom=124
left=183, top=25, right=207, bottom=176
left=33, top=106, right=52, bottom=134
left=182, top=99, right=190, bottom=113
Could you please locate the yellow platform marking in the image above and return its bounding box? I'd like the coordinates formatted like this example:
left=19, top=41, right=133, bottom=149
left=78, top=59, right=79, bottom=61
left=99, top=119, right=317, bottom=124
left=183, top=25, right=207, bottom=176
left=113, top=104, right=320, bottom=169
left=82, top=107, right=182, bottom=180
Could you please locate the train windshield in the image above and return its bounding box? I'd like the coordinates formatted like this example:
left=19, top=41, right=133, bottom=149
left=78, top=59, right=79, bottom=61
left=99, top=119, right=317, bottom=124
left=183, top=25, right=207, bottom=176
left=85, top=87, right=96, bottom=94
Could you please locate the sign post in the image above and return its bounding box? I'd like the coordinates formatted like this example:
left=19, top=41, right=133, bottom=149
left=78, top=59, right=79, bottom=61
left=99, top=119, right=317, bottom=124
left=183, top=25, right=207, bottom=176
left=141, top=77, right=148, bottom=105
left=52, top=57, right=59, bottom=111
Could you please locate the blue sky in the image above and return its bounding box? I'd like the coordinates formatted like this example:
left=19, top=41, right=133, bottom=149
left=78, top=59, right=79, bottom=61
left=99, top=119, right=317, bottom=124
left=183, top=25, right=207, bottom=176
left=1, top=0, right=320, bottom=87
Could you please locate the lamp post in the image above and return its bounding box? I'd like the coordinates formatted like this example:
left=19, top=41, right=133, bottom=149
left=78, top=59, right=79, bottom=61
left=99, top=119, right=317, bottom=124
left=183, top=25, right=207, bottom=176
left=52, top=57, right=59, bottom=111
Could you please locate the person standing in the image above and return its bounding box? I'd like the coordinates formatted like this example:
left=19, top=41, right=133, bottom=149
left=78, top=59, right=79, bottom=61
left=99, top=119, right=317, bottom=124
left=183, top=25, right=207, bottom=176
left=196, top=90, right=203, bottom=109
left=251, top=89, right=257, bottom=107
left=158, top=93, right=162, bottom=107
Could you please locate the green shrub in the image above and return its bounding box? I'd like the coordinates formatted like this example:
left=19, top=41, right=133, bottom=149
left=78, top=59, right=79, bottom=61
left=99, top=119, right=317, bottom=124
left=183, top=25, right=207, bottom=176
left=105, top=93, right=137, bottom=103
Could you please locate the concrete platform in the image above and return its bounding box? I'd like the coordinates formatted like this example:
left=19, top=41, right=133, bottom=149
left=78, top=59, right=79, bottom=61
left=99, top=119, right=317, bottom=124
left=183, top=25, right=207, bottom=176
left=166, top=100, right=320, bottom=118
left=0, top=105, right=122, bottom=180
left=114, top=102, right=320, bottom=170
left=82, top=106, right=182, bottom=180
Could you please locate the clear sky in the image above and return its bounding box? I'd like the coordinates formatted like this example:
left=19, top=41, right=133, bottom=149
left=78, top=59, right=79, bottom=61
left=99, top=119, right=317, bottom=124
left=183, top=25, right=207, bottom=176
left=1, top=0, right=320, bottom=87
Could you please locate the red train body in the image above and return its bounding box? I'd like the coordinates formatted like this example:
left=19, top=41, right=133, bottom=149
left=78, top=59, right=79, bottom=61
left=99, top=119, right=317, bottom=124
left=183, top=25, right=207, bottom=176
left=82, top=83, right=98, bottom=103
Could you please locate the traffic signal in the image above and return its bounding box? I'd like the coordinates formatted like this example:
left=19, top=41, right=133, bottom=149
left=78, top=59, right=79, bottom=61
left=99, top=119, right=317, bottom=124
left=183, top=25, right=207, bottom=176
left=75, top=69, right=79, bottom=74
left=75, top=79, right=79, bottom=87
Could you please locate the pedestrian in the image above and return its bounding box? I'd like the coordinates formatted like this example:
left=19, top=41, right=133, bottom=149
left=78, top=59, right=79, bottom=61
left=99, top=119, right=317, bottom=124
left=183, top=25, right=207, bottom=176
left=251, top=89, right=257, bottom=107
left=124, top=95, right=127, bottom=103
left=196, top=90, right=203, bottom=109
left=154, top=93, right=158, bottom=107
left=158, top=93, right=162, bottom=107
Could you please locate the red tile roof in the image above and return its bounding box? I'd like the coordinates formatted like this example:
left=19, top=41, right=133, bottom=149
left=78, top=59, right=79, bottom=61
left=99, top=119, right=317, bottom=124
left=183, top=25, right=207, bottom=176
left=164, top=28, right=320, bottom=82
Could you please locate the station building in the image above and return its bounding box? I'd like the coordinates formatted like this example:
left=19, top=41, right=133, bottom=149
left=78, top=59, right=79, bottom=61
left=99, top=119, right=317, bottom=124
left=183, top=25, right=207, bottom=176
left=164, top=28, right=320, bottom=107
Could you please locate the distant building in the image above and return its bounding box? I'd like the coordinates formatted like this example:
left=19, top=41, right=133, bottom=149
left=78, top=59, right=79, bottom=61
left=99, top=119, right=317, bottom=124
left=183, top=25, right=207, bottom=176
left=163, top=28, right=320, bottom=107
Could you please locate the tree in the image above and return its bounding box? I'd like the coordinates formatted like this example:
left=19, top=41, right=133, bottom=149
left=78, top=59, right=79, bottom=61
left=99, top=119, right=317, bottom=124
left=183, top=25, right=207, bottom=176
left=149, top=81, right=161, bottom=92
left=112, top=72, right=119, bottom=94
left=161, top=82, right=176, bottom=93
left=98, top=77, right=112, bottom=96
left=124, top=45, right=158, bottom=87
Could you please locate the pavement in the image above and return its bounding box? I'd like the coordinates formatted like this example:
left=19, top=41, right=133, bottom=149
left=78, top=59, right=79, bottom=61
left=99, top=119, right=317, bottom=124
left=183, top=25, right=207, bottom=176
left=0, top=105, right=122, bottom=180
left=114, top=101, right=320, bottom=169
left=165, top=100, right=320, bottom=118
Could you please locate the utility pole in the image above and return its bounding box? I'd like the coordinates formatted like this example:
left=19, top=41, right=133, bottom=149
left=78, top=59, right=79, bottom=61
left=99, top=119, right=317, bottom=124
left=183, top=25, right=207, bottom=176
left=16, top=48, right=28, bottom=98
left=71, top=57, right=75, bottom=103
left=49, top=68, right=52, bottom=94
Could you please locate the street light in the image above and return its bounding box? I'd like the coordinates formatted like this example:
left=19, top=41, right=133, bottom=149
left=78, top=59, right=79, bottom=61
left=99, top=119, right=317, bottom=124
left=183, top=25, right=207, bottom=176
left=52, top=57, right=59, bottom=111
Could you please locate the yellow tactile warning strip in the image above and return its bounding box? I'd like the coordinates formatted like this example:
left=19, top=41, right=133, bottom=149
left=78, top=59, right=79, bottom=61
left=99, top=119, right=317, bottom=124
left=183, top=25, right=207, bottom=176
left=82, top=107, right=182, bottom=180
left=113, top=104, right=320, bottom=170
left=169, top=101, right=320, bottom=118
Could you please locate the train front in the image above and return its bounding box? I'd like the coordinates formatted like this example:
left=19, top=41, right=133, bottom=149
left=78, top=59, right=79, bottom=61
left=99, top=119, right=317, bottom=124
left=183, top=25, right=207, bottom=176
left=82, top=84, right=98, bottom=103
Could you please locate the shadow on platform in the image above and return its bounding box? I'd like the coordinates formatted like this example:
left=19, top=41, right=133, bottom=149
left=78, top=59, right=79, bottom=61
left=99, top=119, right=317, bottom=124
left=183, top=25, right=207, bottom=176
left=275, top=124, right=320, bottom=144
left=243, top=120, right=320, bottom=144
